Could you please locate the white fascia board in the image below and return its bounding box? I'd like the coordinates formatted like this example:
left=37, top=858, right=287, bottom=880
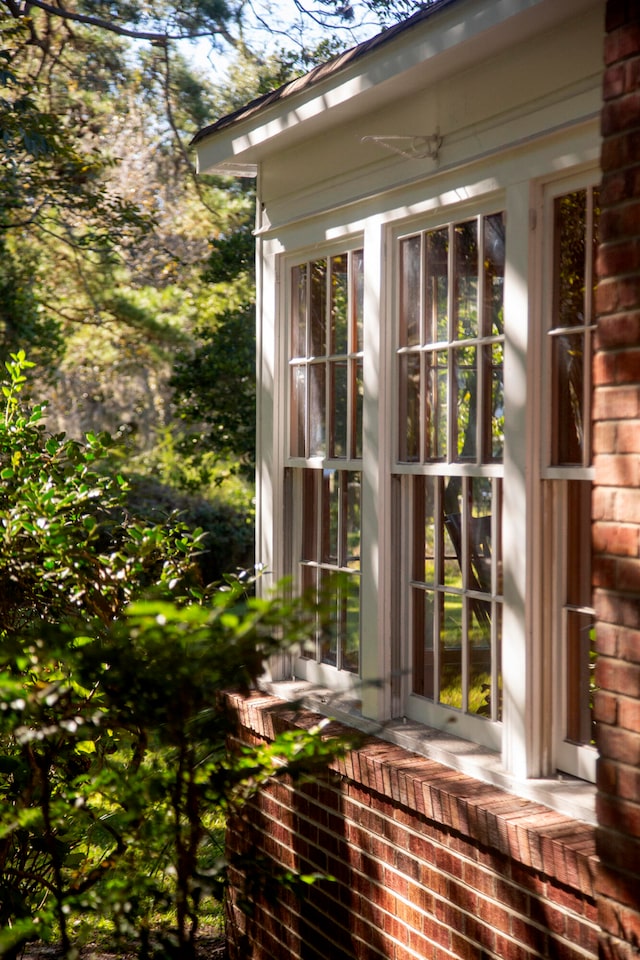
left=195, top=0, right=601, bottom=176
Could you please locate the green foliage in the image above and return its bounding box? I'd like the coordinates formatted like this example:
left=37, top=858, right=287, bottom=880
left=0, top=355, right=345, bottom=958
left=171, top=303, right=256, bottom=471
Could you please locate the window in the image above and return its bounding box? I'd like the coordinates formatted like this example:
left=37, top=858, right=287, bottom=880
left=396, top=213, right=505, bottom=743
left=543, top=181, right=599, bottom=781
left=288, top=250, right=364, bottom=678
left=277, top=173, right=599, bottom=788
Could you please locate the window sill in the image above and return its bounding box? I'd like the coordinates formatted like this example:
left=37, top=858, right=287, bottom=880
left=265, top=679, right=597, bottom=827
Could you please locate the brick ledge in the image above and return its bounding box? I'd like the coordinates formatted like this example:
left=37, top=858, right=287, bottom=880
left=226, top=690, right=598, bottom=899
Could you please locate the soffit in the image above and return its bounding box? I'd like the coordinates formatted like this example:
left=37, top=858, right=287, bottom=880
left=193, top=0, right=602, bottom=176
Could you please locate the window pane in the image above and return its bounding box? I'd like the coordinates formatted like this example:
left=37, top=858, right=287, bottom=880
left=342, top=578, right=360, bottom=674
left=485, top=341, right=504, bottom=462
left=454, top=220, right=478, bottom=340
left=442, top=506, right=462, bottom=590
left=426, top=228, right=449, bottom=343
left=440, top=592, right=463, bottom=709
left=309, top=364, right=326, bottom=456
left=553, top=191, right=586, bottom=329
left=292, top=264, right=308, bottom=357
left=290, top=365, right=306, bottom=458
left=354, top=360, right=363, bottom=459
left=320, top=569, right=338, bottom=666
left=413, top=589, right=435, bottom=700
left=310, top=259, right=327, bottom=355
left=414, top=476, right=436, bottom=585
left=483, top=213, right=505, bottom=336
left=345, top=472, right=361, bottom=570
left=321, top=469, right=339, bottom=564
left=468, top=478, right=491, bottom=586
left=455, top=345, right=477, bottom=461
left=399, top=235, right=421, bottom=347
left=330, top=254, right=349, bottom=354
left=468, top=603, right=492, bottom=716
left=552, top=332, right=584, bottom=464
left=566, top=610, right=595, bottom=744
left=300, top=564, right=318, bottom=659
left=565, top=479, right=594, bottom=745
left=330, top=361, right=348, bottom=458
left=425, top=352, right=447, bottom=461
left=352, top=249, right=364, bottom=352
left=399, top=352, right=421, bottom=461
left=301, top=471, right=318, bottom=562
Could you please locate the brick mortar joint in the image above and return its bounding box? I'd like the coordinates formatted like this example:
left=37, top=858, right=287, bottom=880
left=225, top=692, right=597, bottom=896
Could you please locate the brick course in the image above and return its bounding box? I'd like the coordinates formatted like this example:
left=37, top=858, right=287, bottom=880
left=225, top=692, right=598, bottom=960
left=594, top=4, right=640, bottom=959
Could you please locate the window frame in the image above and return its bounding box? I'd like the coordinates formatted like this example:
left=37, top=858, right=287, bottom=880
left=391, top=202, right=506, bottom=753
left=537, top=170, right=599, bottom=783
left=284, top=241, right=365, bottom=692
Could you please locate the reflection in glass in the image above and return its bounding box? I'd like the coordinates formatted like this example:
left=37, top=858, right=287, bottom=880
left=425, top=352, right=447, bottom=460
left=486, top=342, right=504, bottom=462
left=417, top=476, right=436, bottom=586
left=399, top=352, right=420, bottom=461
left=468, top=603, right=491, bottom=716
left=330, top=254, right=349, bottom=354
left=426, top=228, right=449, bottom=343
left=290, top=365, right=306, bottom=458
left=321, top=469, right=339, bottom=564
left=552, top=332, right=584, bottom=464
left=342, top=578, right=360, bottom=673
left=354, top=361, right=364, bottom=459
left=411, top=476, right=503, bottom=722
left=301, top=470, right=318, bottom=562
left=310, top=260, right=327, bottom=356
left=346, top=472, right=361, bottom=569
left=454, top=220, right=478, bottom=340
left=483, top=213, right=505, bottom=336
left=320, top=569, right=338, bottom=666
left=565, top=480, right=594, bottom=744
left=440, top=592, right=463, bottom=709
left=292, top=264, right=308, bottom=357
left=413, top=588, right=435, bottom=700
left=330, top=361, right=348, bottom=458
left=468, top=478, right=492, bottom=596
left=455, top=345, right=477, bottom=461
left=554, top=192, right=586, bottom=329
left=400, top=235, right=421, bottom=347
left=309, top=363, right=326, bottom=456
left=352, top=249, right=364, bottom=352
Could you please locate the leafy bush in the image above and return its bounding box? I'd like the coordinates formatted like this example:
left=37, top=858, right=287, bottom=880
left=0, top=354, right=343, bottom=959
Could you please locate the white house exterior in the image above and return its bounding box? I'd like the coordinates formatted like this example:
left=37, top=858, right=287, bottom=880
left=193, top=2, right=640, bottom=958
left=195, top=0, right=603, bottom=809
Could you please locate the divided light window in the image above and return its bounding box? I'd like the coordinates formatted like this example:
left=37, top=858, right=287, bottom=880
left=289, top=250, right=364, bottom=674
left=396, top=213, right=505, bottom=725
left=545, top=184, right=599, bottom=775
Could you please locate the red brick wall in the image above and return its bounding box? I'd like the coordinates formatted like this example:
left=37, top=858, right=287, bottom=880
left=226, top=693, right=598, bottom=960
left=594, top=3, right=640, bottom=958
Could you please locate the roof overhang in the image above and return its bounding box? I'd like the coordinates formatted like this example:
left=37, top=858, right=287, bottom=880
left=193, top=0, right=601, bottom=177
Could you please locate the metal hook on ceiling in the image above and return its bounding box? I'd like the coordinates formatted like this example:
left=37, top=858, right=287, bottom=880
left=361, top=131, right=443, bottom=162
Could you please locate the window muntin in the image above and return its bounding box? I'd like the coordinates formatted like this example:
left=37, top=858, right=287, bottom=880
left=398, top=213, right=505, bottom=465
left=411, top=475, right=503, bottom=720
left=545, top=184, right=599, bottom=773
left=289, top=249, right=363, bottom=676
left=397, top=212, right=505, bottom=726
left=298, top=468, right=361, bottom=673
left=290, top=251, right=364, bottom=461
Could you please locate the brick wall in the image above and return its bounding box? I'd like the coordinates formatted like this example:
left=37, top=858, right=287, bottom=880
left=593, top=3, right=640, bottom=958
left=225, top=693, right=598, bottom=960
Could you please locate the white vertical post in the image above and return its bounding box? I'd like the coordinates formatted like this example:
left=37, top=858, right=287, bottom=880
left=501, top=182, right=535, bottom=778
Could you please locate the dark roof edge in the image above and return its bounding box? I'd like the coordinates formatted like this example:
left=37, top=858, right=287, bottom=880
left=191, top=0, right=459, bottom=147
